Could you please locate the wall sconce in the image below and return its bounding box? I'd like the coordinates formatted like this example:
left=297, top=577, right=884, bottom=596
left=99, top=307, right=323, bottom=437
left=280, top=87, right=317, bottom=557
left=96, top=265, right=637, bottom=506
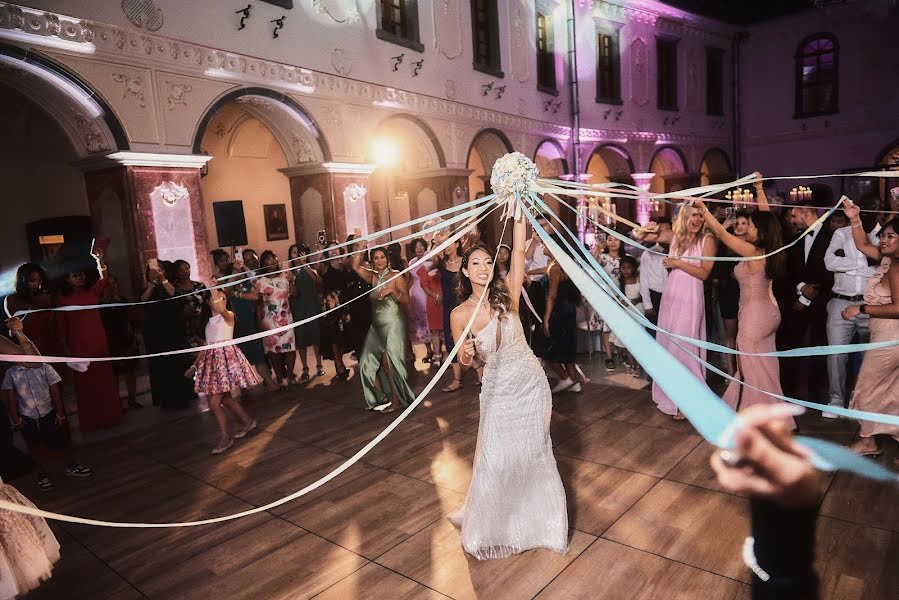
left=482, top=82, right=494, bottom=96
left=391, top=53, right=404, bottom=71
left=551, top=100, right=562, bottom=113
left=602, top=109, right=612, bottom=120
left=495, top=85, right=506, bottom=99
left=236, top=4, right=251, bottom=30
left=543, top=99, right=554, bottom=112
left=411, top=59, right=423, bottom=76
left=270, top=15, right=286, bottom=38
left=614, top=110, right=623, bottom=121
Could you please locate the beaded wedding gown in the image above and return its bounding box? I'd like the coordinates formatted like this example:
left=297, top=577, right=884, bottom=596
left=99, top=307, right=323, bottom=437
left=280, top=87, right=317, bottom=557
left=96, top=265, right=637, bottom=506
left=450, top=312, right=569, bottom=560
left=0, top=477, right=60, bottom=599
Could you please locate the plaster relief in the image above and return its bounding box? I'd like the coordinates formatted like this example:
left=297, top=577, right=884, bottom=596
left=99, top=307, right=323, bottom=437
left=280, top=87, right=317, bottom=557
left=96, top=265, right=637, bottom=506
left=630, top=37, right=649, bottom=106
left=685, top=47, right=699, bottom=111
left=112, top=73, right=146, bottom=108
left=164, top=80, right=191, bottom=110
left=433, top=0, right=463, bottom=59
left=330, top=48, right=352, bottom=76
left=510, top=0, right=531, bottom=83
left=121, top=0, right=164, bottom=31
left=312, top=0, right=360, bottom=24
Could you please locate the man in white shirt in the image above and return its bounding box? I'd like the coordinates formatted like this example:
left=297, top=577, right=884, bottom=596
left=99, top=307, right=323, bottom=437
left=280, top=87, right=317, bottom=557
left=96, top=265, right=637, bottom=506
left=639, top=220, right=672, bottom=336
left=821, top=200, right=881, bottom=417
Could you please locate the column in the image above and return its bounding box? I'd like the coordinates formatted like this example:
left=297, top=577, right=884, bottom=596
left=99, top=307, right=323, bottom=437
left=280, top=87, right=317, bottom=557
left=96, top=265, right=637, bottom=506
left=631, top=172, right=655, bottom=225
left=78, top=152, right=213, bottom=295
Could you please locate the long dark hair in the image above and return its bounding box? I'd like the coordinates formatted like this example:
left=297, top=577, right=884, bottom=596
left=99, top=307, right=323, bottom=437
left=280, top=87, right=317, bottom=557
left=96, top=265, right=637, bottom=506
left=369, top=246, right=389, bottom=269
left=14, top=263, right=48, bottom=299
left=458, top=243, right=513, bottom=317
left=750, top=212, right=786, bottom=282
left=259, top=250, right=277, bottom=275
left=387, top=242, right=405, bottom=271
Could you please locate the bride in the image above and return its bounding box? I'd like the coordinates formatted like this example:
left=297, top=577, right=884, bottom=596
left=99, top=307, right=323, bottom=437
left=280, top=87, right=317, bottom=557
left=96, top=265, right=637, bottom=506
left=449, top=213, right=569, bottom=560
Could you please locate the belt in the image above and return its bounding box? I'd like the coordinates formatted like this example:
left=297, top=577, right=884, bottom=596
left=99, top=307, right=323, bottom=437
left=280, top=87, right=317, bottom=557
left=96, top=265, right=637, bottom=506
left=832, top=293, right=864, bottom=302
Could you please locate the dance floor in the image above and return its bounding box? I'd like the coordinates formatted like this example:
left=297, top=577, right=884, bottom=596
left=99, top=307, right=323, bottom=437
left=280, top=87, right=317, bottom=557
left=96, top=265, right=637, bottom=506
left=18, top=359, right=899, bottom=600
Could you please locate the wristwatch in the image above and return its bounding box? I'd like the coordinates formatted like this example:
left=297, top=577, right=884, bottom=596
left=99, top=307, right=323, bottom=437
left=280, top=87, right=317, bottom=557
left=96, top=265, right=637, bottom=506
left=859, top=304, right=867, bottom=314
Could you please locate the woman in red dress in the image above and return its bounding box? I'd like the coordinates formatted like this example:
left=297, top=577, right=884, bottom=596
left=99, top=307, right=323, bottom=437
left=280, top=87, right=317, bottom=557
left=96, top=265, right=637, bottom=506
left=55, top=250, right=121, bottom=431
left=5, top=264, right=62, bottom=364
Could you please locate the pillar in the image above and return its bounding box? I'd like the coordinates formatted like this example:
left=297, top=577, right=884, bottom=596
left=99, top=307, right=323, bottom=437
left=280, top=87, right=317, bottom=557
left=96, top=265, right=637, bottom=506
left=78, top=152, right=213, bottom=295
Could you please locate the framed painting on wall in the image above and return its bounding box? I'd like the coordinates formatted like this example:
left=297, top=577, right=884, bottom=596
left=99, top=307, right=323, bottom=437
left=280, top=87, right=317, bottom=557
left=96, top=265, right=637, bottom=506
left=264, top=204, right=290, bottom=241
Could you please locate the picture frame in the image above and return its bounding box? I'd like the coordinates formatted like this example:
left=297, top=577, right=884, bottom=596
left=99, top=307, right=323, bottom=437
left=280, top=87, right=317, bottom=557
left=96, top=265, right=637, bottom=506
left=263, top=204, right=290, bottom=241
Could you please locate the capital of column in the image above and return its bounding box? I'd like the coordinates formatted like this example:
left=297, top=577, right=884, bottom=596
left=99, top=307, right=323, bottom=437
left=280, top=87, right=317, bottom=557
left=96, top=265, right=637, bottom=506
left=74, top=152, right=213, bottom=172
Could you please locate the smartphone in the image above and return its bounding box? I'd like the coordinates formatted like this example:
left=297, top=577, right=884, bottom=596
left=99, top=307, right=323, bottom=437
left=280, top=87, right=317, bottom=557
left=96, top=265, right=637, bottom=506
left=596, top=232, right=607, bottom=244
left=317, top=229, right=327, bottom=245
left=353, top=226, right=362, bottom=239
left=725, top=206, right=737, bottom=221
left=91, top=237, right=110, bottom=256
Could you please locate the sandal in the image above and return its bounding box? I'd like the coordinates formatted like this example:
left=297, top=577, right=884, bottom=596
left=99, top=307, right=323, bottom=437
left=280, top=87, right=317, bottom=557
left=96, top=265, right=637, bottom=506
left=211, top=438, right=234, bottom=455
left=300, top=369, right=310, bottom=381
left=442, top=378, right=463, bottom=393
left=315, top=364, right=325, bottom=377
left=234, top=420, right=257, bottom=439
left=422, top=355, right=433, bottom=364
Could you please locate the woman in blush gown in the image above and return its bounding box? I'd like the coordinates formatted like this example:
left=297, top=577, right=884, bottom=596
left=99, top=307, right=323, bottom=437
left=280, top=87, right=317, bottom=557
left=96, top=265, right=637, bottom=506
left=651, top=204, right=717, bottom=420
left=449, top=214, right=568, bottom=560
left=699, top=201, right=796, bottom=430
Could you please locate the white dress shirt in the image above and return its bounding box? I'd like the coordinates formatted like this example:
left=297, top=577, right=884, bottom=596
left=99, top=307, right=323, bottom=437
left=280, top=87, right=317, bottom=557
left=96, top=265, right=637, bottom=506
left=524, top=238, right=549, bottom=282
left=824, top=224, right=881, bottom=297
left=639, top=244, right=669, bottom=310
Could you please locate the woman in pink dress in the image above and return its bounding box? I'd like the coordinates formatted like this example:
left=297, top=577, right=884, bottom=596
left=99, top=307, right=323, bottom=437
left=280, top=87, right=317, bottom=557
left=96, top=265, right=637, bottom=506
left=842, top=201, right=899, bottom=457
left=253, top=250, right=297, bottom=389
left=698, top=200, right=796, bottom=429
left=55, top=250, right=121, bottom=431
left=651, top=204, right=717, bottom=419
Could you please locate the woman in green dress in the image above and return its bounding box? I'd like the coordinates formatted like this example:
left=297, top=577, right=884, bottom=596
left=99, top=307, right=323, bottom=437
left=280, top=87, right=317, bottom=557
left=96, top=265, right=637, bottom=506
left=288, top=244, right=324, bottom=380
left=226, top=254, right=277, bottom=392
left=352, top=243, right=415, bottom=412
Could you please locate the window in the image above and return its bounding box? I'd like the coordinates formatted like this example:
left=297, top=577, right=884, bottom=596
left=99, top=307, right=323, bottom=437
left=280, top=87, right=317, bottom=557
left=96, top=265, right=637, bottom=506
left=656, top=37, right=678, bottom=110
left=706, top=47, right=724, bottom=116
left=376, top=0, right=422, bottom=52
left=471, top=0, right=503, bottom=77
left=596, top=31, right=621, bottom=104
left=795, top=34, right=838, bottom=117
left=536, top=12, right=556, bottom=92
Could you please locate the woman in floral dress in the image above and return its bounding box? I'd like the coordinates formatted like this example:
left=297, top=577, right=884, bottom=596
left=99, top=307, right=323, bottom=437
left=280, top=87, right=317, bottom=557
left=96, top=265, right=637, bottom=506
left=254, top=250, right=297, bottom=389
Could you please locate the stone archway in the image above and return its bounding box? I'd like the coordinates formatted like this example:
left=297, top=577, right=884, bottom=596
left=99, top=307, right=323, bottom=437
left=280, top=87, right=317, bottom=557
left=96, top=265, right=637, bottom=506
left=649, top=146, right=691, bottom=219
left=700, top=148, right=733, bottom=187
left=586, top=144, right=636, bottom=223
left=467, top=128, right=514, bottom=246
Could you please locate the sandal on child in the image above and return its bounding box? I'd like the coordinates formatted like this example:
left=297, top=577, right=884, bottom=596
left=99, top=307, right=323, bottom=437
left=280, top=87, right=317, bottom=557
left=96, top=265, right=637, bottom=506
left=442, top=378, right=463, bottom=393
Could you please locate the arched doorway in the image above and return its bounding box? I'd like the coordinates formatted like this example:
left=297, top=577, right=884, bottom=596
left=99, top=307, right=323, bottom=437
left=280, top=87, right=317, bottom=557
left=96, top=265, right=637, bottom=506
left=649, top=146, right=689, bottom=218
left=700, top=148, right=733, bottom=187
left=533, top=139, right=569, bottom=223
left=467, top=129, right=513, bottom=246
left=370, top=114, right=446, bottom=243
left=0, top=46, right=131, bottom=290
left=874, top=139, right=899, bottom=212
left=586, top=144, right=636, bottom=223
left=195, top=88, right=329, bottom=258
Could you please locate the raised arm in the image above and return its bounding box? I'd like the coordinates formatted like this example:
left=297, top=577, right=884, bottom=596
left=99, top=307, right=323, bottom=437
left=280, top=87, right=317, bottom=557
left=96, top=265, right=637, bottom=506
left=543, top=263, right=561, bottom=336
left=506, top=215, right=527, bottom=311
left=754, top=173, right=770, bottom=212
left=351, top=245, right=375, bottom=283
left=698, top=200, right=759, bottom=258
left=844, top=200, right=881, bottom=261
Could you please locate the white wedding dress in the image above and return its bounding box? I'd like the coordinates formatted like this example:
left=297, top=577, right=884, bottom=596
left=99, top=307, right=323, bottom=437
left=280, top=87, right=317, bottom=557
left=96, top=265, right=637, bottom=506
left=450, top=312, right=569, bottom=560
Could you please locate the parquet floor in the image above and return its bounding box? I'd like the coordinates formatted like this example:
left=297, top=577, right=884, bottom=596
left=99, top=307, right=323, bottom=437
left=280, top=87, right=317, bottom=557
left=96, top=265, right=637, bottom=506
left=15, top=358, right=899, bottom=600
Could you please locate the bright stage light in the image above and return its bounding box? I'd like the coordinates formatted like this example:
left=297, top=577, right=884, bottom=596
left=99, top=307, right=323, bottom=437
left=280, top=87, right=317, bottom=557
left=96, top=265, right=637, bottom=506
left=371, top=138, right=398, bottom=167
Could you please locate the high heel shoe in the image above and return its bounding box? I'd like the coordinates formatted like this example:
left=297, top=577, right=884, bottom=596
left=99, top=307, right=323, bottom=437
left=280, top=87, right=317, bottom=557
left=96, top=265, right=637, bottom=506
left=211, top=438, right=234, bottom=454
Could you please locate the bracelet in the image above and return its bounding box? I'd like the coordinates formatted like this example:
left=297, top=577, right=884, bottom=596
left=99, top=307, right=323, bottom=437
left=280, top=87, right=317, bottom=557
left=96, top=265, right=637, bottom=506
left=459, top=354, right=473, bottom=366
left=55, top=414, right=66, bottom=421
left=851, top=222, right=863, bottom=228
left=11, top=418, right=22, bottom=427
left=860, top=304, right=867, bottom=314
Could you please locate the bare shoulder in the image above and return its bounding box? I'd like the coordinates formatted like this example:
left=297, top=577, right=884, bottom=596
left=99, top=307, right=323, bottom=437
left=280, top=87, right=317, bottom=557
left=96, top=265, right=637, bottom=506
left=450, top=302, right=473, bottom=325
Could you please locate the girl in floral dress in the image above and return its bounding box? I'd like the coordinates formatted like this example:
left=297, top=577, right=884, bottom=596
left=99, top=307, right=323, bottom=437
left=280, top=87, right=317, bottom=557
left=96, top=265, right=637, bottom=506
left=187, top=288, right=259, bottom=454
left=254, top=251, right=297, bottom=389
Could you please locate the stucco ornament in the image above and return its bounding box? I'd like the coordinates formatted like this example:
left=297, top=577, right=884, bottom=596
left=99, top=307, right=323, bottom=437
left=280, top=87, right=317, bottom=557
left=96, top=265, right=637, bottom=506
left=153, top=181, right=189, bottom=206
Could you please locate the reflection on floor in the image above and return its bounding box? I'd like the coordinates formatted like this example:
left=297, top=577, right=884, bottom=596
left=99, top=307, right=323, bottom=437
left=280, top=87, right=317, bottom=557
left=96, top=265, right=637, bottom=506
left=15, top=355, right=898, bottom=600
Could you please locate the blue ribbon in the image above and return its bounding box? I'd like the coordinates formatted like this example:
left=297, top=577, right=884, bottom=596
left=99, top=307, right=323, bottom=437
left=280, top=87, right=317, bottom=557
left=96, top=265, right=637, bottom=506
left=523, top=196, right=896, bottom=484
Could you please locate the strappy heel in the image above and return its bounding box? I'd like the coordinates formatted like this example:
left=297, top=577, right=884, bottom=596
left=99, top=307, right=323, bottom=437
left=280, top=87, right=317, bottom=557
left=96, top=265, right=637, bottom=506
left=442, top=377, right=463, bottom=393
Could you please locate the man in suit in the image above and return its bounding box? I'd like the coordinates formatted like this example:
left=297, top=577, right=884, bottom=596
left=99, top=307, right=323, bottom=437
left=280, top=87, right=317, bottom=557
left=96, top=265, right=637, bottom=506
left=775, top=200, right=834, bottom=404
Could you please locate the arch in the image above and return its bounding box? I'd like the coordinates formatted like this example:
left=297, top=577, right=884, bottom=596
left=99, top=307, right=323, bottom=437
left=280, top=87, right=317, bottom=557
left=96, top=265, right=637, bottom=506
left=586, top=143, right=635, bottom=183
left=533, top=138, right=569, bottom=178
left=0, top=42, right=128, bottom=156
left=376, top=113, right=446, bottom=169
left=192, top=87, right=331, bottom=164
left=467, top=128, right=514, bottom=171
left=649, top=145, right=689, bottom=196
left=700, top=147, right=733, bottom=186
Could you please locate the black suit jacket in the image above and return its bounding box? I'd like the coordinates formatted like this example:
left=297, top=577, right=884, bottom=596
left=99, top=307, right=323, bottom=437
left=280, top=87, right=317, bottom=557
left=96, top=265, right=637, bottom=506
left=774, top=226, right=834, bottom=315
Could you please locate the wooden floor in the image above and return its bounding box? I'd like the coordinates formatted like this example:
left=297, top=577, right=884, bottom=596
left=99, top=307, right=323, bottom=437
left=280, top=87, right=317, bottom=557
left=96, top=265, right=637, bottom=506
left=16, top=358, right=899, bottom=600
